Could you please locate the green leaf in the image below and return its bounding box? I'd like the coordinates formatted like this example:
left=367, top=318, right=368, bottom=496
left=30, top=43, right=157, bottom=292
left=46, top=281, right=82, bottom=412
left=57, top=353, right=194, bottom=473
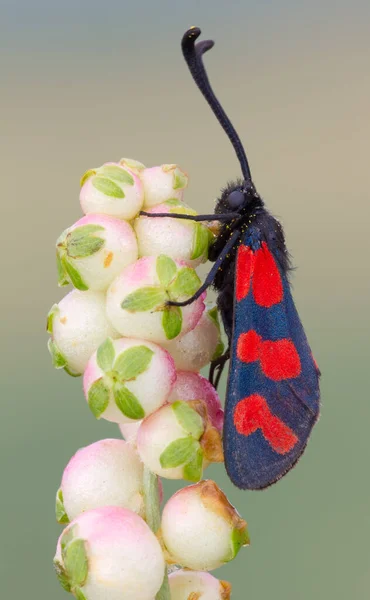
left=96, top=338, right=115, bottom=372
left=212, top=339, right=225, bottom=361
left=162, top=306, right=182, bottom=340
left=75, top=588, right=88, bottom=600
left=80, top=168, right=96, bottom=187
left=119, top=157, right=145, bottom=171
left=156, top=255, right=177, bottom=287
left=227, top=525, right=250, bottom=562
left=99, top=165, right=134, bottom=185
left=92, top=176, right=125, bottom=198
left=54, top=559, right=71, bottom=592
left=114, top=383, right=145, bottom=420
left=56, top=250, right=69, bottom=287
left=165, top=198, right=181, bottom=206
left=191, top=223, right=209, bottom=260
left=114, top=346, right=154, bottom=381
left=64, top=365, right=82, bottom=378
left=172, top=401, right=204, bottom=439
left=169, top=267, right=200, bottom=300
left=62, top=257, right=89, bottom=291
left=46, top=304, right=59, bottom=334
left=159, top=437, right=200, bottom=469
left=121, top=286, right=166, bottom=312
left=64, top=538, right=88, bottom=587
left=183, top=448, right=204, bottom=482
left=207, top=306, right=221, bottom=330
left=88, top=378, right=110, bottom=418
left=208, top=306, right=225, bottom=360
left=48, top=339, right=67, bottom=369
left=172, top=167, right=188, bottom=190
left=55, top=488, right=69, bottom=524
left=61, top=526, right=76, bottom=556
left=67, top=225, right=105, bottom=259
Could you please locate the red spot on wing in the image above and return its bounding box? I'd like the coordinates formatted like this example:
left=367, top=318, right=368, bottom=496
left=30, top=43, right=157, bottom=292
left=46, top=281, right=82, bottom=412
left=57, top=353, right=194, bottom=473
left=252, top=242, right=283, bottom=307
left=237, top=332, right=301, bottom=380
left=236, top=245, right=254, bottom=301
left=234, top=394, right=299, bottom=454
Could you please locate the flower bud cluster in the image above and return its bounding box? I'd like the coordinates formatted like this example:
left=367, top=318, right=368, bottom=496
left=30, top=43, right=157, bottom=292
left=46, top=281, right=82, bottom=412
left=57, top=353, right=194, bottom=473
left=49, top=158, right=249, bottom=599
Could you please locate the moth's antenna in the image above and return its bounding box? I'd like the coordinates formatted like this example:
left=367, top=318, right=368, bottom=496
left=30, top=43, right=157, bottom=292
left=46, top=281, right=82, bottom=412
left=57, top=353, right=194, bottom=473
left=182, top=27, right=252, bottom=183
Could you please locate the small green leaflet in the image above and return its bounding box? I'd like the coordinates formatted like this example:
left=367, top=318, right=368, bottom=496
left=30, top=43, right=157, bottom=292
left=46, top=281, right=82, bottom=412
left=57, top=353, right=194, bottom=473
left=56, top=488, right=69, bottom=524
left=156, top=255, right=177, bottom=287
left=191, top=223, right=209, bottom=260
left=48, top=339, right=67, bottom=369
left=46, top=304, right=59, bottom=334
left=159, top=437, right=200, bottom=469
left=54, top=559, right=71, bottom=592
left=64, top=365, right=81, bottom=378
left=227, top=526, right=250, bottom=562
left=56, top=251, right=69, bottom=287
left=114, top=383, right=145, bottom=420
left=208, top=306, right=225, bottom=360
left=172, top=167, right=188, bottom=190
left=172, top=401, right=204, bottom=439
left=92, top=176, right=125, bottom=198
left=61, top=526, right=76, bottom=555
left=62, top=257, right=89, bottom=291
left=114, top=346, right=154, bottom=381
left=183, top=448, right=204, bottom=482
left=88, top=378, right=110, bottom=418
left=165, top=198, right=181, bottom=206
left=80, top=168, right=96, bottom=187
left=96, top=338, right=115, bottom=372
left=121, top=286, right=166, bottom=312
left=99, top=165, right=134, bottom=185
left=64, top=538, right=88, bottom=588
left=169, top=267, right=200, bottom=300
left=162, top=307, right=182, bottom=340
left=67, top=224, right=105, bottom=259
left=212, top=339, right=225, bottom=361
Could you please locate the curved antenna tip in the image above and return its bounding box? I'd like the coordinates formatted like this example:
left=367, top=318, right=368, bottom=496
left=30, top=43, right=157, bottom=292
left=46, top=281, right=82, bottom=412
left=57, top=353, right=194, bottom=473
left=182, top=26, right=201, bottom=46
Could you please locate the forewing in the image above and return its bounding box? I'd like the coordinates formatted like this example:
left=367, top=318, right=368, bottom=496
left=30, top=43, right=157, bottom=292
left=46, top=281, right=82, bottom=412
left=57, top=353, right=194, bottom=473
left=224, top=240, right=320, bottom=490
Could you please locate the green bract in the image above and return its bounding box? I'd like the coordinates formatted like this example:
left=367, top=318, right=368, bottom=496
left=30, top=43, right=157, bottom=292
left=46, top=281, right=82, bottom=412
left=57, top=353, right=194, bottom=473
left=208, top=306, right=225, bottom=360
left=92, top=176, right=125, bottom=198
left=56, top=488, right=69, bottom=525
left=48, top=339, right=67, bottom=369
left=121, top=287, right=167, bottom=311
left=114, top=383, right=145, bottom=420
left=87, top=378, right=110, bottom=418
left=172, top=401, right=204, bottom=439
left=56, top=224, right=105, bottom=290
left=170, top=267, right=200, bottom=299
left=162, top=307, right=182, bottom=340
left=113, top=346, right=154, bottom=381
left=183, top=448, right=204, bottom=482
left=191, top=222, right=210, bottom=261
left=227, top=526, right=250, bottom=562
left=159, top=437, right=200, bottom=469
left=47, top=304, right=59, bottom=334
left=99, top=165, right=134, bottom=185
left=96, top=337, right=115, bottom=372
left=55, top=527, right=89, bottom=597
left=156, top=255, right=177, bottom=288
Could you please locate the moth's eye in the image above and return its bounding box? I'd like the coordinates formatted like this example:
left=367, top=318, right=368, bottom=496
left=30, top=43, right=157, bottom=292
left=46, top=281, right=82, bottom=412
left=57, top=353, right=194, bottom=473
left=227, top=190, right=244, bottom=208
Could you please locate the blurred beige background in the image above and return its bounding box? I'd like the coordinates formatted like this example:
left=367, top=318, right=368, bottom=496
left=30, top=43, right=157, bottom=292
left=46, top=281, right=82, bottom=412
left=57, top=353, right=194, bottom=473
left=1, top=1, right=370, bottom=598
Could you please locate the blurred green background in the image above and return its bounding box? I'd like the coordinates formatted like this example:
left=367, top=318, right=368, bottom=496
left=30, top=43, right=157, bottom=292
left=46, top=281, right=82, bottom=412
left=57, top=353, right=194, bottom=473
left=2, top=1, right=369, bottom=598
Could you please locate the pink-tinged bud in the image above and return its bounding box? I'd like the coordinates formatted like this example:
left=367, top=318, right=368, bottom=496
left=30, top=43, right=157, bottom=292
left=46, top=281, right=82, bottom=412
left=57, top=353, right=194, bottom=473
left=54, top=506, right=165, bottom=600
left=118, top=420, right=142, bottom=443
left=119, top=157, right=146, bottom=173
left=134, top=201, right=212, bottom=267
left=56, top=214, right=138, bottom=292
left=161, top=480, right=249, bottom=571
left=161, top=305, right=224, bottom=372
left=169, top=371, right=224, bottom=431
left=106, top=255, right=205, bottom=344
left=83, top=337, right=176, bottom=423
left=57, top=439, right=144, bottom=523
left=141, top=164, right=188, bottom=208
left=80, top=162, right=144, bottom=220
left=169, top=570, right=232, bottom=600
left=136, top=401, right=223, bottom=481
left=47, top=291, right=119, bottom=376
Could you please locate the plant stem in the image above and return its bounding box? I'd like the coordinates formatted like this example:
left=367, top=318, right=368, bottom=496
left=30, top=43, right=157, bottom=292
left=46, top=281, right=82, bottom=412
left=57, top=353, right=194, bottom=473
left=143, top=466, right=171, bottom=600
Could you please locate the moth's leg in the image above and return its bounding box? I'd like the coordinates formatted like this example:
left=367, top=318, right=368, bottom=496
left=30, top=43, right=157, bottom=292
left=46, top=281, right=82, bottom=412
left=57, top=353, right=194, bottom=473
left=209, top=348, right=230, bottom=389
left=167, top=229, right=241, bottom=307
left=139, top=211, right=240, bottom=222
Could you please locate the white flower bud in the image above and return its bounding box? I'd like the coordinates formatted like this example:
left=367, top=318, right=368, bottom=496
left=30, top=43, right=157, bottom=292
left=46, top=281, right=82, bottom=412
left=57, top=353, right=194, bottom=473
left=56, top=214, right=138, bottom=292
left=134, top=201, right=212, bottom=267
left=136, top=401, right=223, bottom=481
left=141, top=164, right=188, bottom=208
left=161, top=480, right=249, bottom=571
left=54, top=506, right=165, bottom=600
left=162, top=305, right=224, bottom=372
left=169, top=371, right=224, bottom=431
left=106, top=255, right=205, bottom=344
left=169, top=570, right=232, bottom=600
left=80, top=162, right=144, bottom=220
left=118, top=420, right=142, bottom=443
left=47, top=291, right=119, bottom=376
left=56, top=439, right=144, bottom=524
left=83, top=337, right=176, bottom=423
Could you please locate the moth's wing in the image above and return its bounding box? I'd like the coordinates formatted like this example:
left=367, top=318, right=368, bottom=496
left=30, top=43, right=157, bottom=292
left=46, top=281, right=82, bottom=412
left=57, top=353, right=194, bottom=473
left=223, top=241, right=320, bottom=490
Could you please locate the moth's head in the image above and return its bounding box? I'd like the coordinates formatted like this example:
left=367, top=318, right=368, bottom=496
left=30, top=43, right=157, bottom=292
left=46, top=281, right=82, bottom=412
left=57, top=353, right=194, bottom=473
left=215, top=179, right=261, bottom=215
